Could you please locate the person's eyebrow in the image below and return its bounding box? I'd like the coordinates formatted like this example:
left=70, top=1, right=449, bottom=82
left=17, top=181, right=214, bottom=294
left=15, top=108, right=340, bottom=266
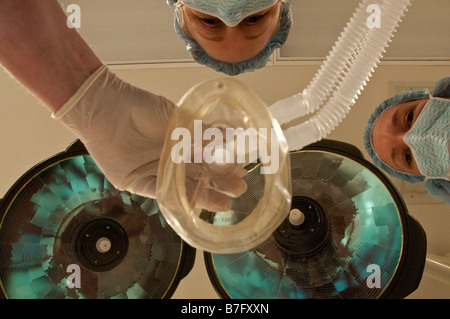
left=392, top=107, right=401, bottom=128
left=390, top=146, right=406, bottom=171
left=390, top=147, right=399, bottom=169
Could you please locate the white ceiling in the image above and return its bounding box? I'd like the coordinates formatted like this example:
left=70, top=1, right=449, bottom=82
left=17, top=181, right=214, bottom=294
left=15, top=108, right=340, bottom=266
left=59, top=0, right=450, bottom=66
left=59, top=0, right=192, bottom=64
left=280, top=0, right=450, bottom=61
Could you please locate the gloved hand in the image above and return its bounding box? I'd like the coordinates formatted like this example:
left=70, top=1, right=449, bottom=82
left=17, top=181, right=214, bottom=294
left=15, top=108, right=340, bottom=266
left=53, top=65, right=246, bottom=211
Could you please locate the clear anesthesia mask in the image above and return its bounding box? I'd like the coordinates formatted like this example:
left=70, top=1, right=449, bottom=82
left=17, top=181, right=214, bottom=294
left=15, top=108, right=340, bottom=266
left=156, top=78, right=291, bottom=254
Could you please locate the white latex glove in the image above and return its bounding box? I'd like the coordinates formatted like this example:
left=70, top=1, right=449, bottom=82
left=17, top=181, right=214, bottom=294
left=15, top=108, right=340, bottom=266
left=53, top=65, right=246, bottom=211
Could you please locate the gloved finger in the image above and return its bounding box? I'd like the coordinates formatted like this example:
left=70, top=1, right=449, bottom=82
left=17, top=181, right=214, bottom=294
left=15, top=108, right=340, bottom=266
left=234, top=164, right=249, bottom=178
left=186, top=176, right=237, bottom=212
left=184, top=162, right=250, bottom=211
left=194, top=188, right=232, bottom=212
left=106, top=159, right=159, bottom=197
left=210, top=163, right=248, bottom=178
left=207, top=174, right=247, bottom=198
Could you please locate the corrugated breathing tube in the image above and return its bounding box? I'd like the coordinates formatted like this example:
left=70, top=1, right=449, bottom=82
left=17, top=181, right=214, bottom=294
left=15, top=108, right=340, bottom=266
left=269, top=0, right=412, bottom=151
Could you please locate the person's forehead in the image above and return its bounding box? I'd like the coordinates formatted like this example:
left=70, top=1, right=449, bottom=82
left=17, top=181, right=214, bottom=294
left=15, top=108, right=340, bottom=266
left=373, top=101, right=400, bottom=131
left=373, top=98, right=425, bottom=130
left=371, top=101, right=407, bottom=157
left=372, top=113, right=392, bottom=153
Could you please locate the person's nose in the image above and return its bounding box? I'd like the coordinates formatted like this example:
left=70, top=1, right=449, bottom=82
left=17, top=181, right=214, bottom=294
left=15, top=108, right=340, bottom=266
left=392, top=130, right=409, bottom=146
left=223, top=26, right=245, bottom=46
left=221, top=26, right=250, bottom=61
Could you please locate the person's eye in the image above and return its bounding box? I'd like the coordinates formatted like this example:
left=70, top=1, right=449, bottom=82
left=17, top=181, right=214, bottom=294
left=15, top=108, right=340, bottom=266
left=244, top=14, right=265, bottom=25
left=199, top=17, right=221, bottom=26
left=405, top=149, right=412, bottom=167
left=406, top=110, right=414, bottom=127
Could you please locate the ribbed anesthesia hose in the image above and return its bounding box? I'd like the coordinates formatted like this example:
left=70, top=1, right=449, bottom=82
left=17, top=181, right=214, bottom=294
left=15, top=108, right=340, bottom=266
left=269, top=0, right=412, bottom=151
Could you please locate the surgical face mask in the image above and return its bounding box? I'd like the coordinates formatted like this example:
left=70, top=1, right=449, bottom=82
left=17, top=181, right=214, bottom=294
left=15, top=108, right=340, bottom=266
left=404, top=98, right=450, bottom=180
left=176, top=0, right=280, bottom=27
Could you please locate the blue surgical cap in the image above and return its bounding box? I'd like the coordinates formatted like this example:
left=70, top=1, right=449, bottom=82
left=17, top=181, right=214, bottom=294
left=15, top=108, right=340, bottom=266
left=169, top=1, right=292, bottom=76
left=425, top=179, right=450, bottom=204
left=432, top=76, right=450, bottom=98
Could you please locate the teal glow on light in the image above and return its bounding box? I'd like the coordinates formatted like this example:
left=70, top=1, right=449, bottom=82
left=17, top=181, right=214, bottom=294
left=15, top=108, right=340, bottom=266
left=210, top=151, right=403, bottom=299
left=0, top=155, right=183, bottom=299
